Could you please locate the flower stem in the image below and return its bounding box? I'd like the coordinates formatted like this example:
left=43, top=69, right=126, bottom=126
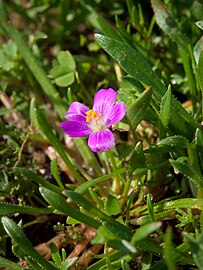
left=121, top=176, right=133, bottom=205
left=106, top=149, right=121, bottom=194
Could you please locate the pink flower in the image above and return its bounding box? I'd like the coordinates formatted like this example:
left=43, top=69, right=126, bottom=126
left=60, top=88, right=126, bottom=152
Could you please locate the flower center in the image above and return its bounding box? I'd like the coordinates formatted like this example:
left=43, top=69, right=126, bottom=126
left=86, top=109, right=105, bottom=131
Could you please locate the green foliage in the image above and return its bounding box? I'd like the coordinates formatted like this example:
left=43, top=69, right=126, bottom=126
left=1, top=0, right=203, bottom=269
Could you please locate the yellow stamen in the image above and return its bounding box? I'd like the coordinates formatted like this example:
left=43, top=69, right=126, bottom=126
left=86, top=109, right=102, bottom=123
left=86, top=109, right=93, bottom=116
left=86, top=116, right=91, bottom=122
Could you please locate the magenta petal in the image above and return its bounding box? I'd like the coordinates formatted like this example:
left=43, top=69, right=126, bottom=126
left=60, top=121, right=91, bottom=137
left=88, top=129, right=115, bottom=152
left=105, top=102, right=126, bottom=127
left=93, top=88, right=117, bottom=117
left=65, top=102, right=89, bottom=123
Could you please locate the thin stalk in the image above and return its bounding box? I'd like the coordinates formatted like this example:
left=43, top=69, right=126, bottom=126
left=106, top=149, right=121, bottom=194
left=121, top=175, right=134, bottom=206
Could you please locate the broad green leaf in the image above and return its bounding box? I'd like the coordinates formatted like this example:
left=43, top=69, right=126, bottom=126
left=104, top=195, right=121, bottom=216
left=1, top=217, right=56, bottom=270
left=95, top=34, right=165, bottom=99
left=151, top=0, right=188, bottom=49
left=40, top=187, right=101, bottom=229
left=58, top=51, right=76, bottom=70
left=95, top=34, right=201, bottom=139
left=50, top=50, right=76, bottom=87
left=170, top=159, right=203, bottom=187
left=0, top=202, right=53, bottom=216
left=127, top=86, right=152, bottom=131
left=55, top=72, right=75, bottom=87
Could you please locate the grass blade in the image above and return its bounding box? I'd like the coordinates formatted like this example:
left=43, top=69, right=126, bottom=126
left=1, top=217, right=57, bottom=270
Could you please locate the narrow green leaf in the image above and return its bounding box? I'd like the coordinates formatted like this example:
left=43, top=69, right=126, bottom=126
left=25, top=257, right=43, bottom=270
left=195, top=128, right=203, bottom=170
left=198, top=50, right=203, bottom=91
left=184, top=232, right=203, bottom=269
left=15, top=167, right=62, bottom=193
left=63, top=190, right=112, bottom=222
left=0, top=108, right=15, bottom=116
left=127, top=86, right=152, bottom=131
left=122, top=76, right=145, bottom=93
left=51, top=157, right=64, bottom=189
left=49, top=242, right=61, bottom=266
left=107, top=239, right=137, bottom=253
left=0, top=256, right=24, bottom=270
left=12, top=244, right=26, bottom=261
left=159, top=85, right=171, bottom=138
left=170, top=159, right=203, bottom=187
left=121, top=259, right=132, bottom=270
left=158, top=136, right=189, bottom=148
left=0, top=1, right=66, bottom=117
left=130, top=141, right=145, bottom=171
left=74, top=138, right=102, bottom=177
left=164, top=228, right=176, bottom=270
left=40, top=187, right=101, bottom=229
left=131, top=222, right=162, bottom=246
left=35, top=108, right=84, bottom=184
left=151, top=0, right=197, bottom=107
left=196, top=20, right=203, bottom=30
left=75, top=168, right=128, bottom=194
left=102, top=221, right=133, bottom=241
left=87, top=251, right=127, bottom=270
left=1, top=217, right=56, bottom=270
left=0, top=202, right=53, bottom=216
left=155, top=198, right=203, bottom=211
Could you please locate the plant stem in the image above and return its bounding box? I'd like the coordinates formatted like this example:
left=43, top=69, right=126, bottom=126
left=106, top=149, right=121, bottom=194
